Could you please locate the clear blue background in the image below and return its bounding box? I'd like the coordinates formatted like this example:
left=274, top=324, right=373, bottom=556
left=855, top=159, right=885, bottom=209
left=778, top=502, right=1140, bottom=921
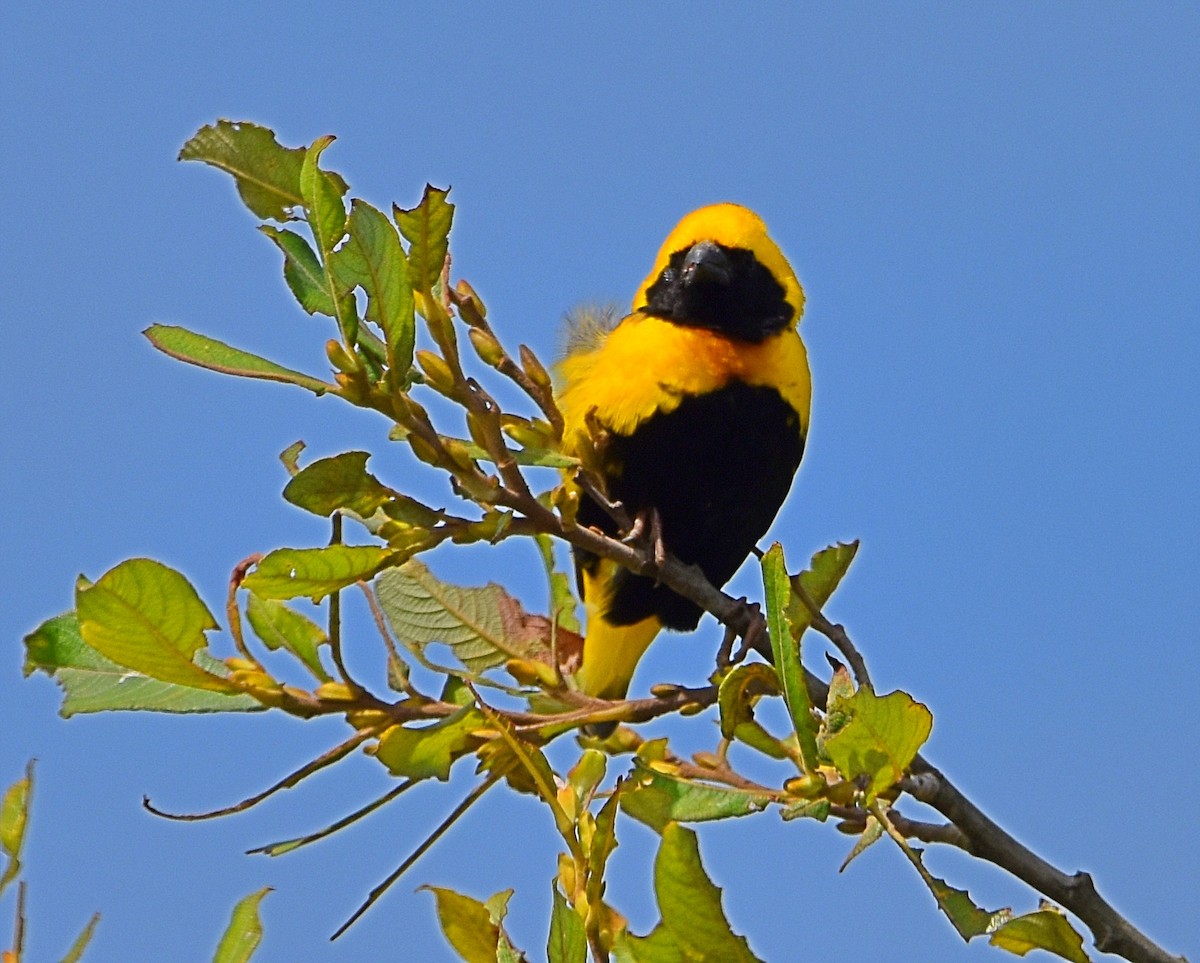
left=3, top=4, right=1197, bottom=961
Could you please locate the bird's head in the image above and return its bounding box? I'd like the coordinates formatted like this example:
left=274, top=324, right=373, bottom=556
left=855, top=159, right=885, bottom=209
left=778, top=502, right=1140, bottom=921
left=633, top=203, right=805, bottom=342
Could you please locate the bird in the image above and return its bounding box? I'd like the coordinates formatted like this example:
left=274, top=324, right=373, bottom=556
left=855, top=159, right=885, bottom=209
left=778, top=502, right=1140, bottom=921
left=556, top=203, right=811, bottom=709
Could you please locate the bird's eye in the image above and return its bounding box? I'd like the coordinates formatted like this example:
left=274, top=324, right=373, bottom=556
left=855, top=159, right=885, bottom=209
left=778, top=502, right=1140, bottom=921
left=660, top=267, right=676, bottom=284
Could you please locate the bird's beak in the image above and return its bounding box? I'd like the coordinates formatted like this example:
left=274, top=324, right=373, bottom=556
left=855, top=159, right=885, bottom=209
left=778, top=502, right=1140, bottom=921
left=681, top=240, right=732, bottom=287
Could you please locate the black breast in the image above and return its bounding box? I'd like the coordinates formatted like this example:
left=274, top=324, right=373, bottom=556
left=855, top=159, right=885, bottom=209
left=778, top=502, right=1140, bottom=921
left=576, top=380, right=805, bottom=630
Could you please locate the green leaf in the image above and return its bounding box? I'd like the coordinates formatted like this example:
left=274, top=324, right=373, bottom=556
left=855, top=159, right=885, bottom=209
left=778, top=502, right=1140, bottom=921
left=535, top=534, right=580, bottom=635
left=823, top=685, right=932, bottom=803
left=548, top=885, right=586, bottom=963
left=242, top=545, right=393, bottom=601
left=449, top=438, right=579, bottom=470
left=886, top=825, right=1004, bottom=940
left=784, top=540, right=859, bottom=638
left=282, top=451, right=394, bottom=519
left=762, top=543, right=819, bottom=771
left=144, top=324, right=330, bottom=394
left=75, top=559, right=237, bottom=693
left=423, top=886, right=501, bottom=963
left=333, top=199, right=416, bottom=376
left=279, top=440, right=306, bottom=476
left=60, top=912, right=101, bottom=963
left=0, top=760, right=33, bottom=897
left=621, top=759, right=773, bottom=833
left=179, top=120, right=350, bottom=222
left=243, top=594, right=331, bottom=682
left=838, top=813, right=885, bottom=871
left=394, top=185, right=454, bottom=294
left=299, top=135, right=347, bottom=258
left=24, top=613, right=262, bottom=715
left=259, top=226, right=336, bottom=316
left=716, top=662, right=788, bottom=760
left=372, top=707, right=484, bottom=781
left=989, top=908, right=1090, bottom=962
left=375, top=560, right=553, bottom=676
left=566, top=749, right=607, bottom=807
left=623, top=824, right=762, bottom=963
left=212, top=888, right=270, bottom=963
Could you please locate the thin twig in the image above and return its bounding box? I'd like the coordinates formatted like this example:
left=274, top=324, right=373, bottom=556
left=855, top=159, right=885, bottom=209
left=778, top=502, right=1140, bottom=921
left=331, top=773, right=502, bottom=941
left=226, top=554, right=264, bottom=663
left=143, top=726, right=380, bottom=821
left=792, top=580, right=871, bottom=689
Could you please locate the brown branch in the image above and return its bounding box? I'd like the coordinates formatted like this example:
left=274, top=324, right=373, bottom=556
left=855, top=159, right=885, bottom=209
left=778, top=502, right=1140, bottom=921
left=792, top=580, right=871, bottom=688
left=901, top=763, right=1187, bottom=963
left=830, top=803, right=969, bottom=849
left=518, top=486, right=1183, bottom=960
left=351, top=299, right=1186, bottom=962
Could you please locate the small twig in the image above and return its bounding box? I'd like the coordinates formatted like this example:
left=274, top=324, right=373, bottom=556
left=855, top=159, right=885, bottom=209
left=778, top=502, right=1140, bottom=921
left=331, top=773, right=502, bottom=941
left=327, top=515, right=355, bottom=684
left=792, top=580, right=871, bottom=688
left=357, top=581, right=420, bottom=697
left=829, top=804, right=968, bottom=849
left=901, top=763, right=1187, bottom=963
left=226, top=554, right=265, bottom=663
left=143, top=726, right=381, bottom=821
left=247, top=779, right=418, bottom=857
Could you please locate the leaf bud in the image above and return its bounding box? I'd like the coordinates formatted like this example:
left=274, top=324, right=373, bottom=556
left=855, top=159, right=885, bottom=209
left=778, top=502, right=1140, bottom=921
left=346, top=709, right=391, bottom=730
left=228, top=669, right=282, bottom=692
left=468, top=327, right=505, bottom=367
left=315, top=681, right=357, bottom=702
left=326, top=339, right=360, bottom=373
left=407, top=433, right=444, bottom=467
left=415, top=349, right=457, bottom=396
left=783, top=773, right=827, bottom=799
left=507, top=657, right=560, bottom=689
left=454, top=279, right=487, bottom=321
left=519, top=345, right=553, bottom=393
left=501, top=416, right=555, bottom=449
left=465, top=410, right=496, bottom=452
left=441, top=437, right=480, bottom=474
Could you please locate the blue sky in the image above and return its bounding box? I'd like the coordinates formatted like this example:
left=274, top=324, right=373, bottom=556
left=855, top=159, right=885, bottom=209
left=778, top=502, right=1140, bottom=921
left=3, top=4, right=1197, bottom=961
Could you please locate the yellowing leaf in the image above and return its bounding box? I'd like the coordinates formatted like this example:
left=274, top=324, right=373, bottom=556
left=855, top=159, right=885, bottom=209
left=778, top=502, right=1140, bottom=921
left=716, top=662, right=787, bottom=759
left=622, top=824, right=763, bottom=963
left=0, top=761, right=33, bottom=897
left=823, top=686, right=932, bottom=802
left=243, top=594, right=331, bottom=682
left=242, top=545, right=393, bottom=601
left=784, top=540, right=858, bottom=637
left=372, top=708, right=484, bottom=781
left=423, top=886, right=501, bottom=963
left=282, top=451, right=393, bottom=519
left=395, top=185, right=454, bottom=294
left=75, top=559, right=236, bottom=693
left=59, top=913, right=101, bottom=963
left=989, top=908, right=1090, bottom=962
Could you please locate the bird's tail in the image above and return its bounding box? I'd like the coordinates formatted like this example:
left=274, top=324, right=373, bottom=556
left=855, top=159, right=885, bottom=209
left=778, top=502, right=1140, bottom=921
left=575, top=559, right=662, bottom=701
